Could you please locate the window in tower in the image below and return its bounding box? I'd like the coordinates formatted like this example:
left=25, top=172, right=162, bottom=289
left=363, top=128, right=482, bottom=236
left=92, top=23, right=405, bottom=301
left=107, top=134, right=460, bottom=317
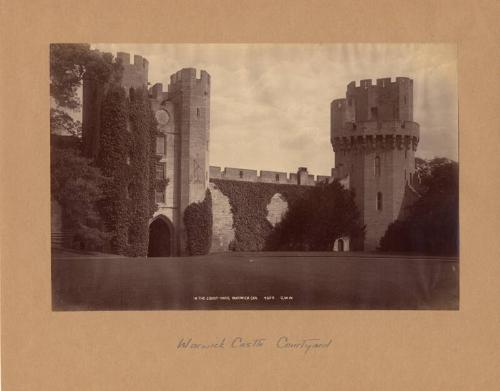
left=156, top=135, right=165, bottom=155
left=374, top=156, right=381, bottom=177
left=155, top=163, right=165, bottom=180
left=155, top=189, right=165, bottom=204
left=376, top=192, right=383, bottom=211
left=371, top=107, right=378, bottom=120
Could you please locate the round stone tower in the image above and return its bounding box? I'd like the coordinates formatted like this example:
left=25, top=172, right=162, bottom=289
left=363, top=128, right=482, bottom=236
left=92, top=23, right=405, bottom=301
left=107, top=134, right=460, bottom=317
left=331, top=77, right=420, bottom=250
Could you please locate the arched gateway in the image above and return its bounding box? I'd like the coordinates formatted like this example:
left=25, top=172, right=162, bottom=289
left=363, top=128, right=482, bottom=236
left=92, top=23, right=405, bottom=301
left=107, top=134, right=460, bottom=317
left=147, top=216, right=174, bottom=257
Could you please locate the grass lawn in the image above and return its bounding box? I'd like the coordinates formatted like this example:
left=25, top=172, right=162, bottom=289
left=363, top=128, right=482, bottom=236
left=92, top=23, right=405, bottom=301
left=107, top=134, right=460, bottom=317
left=52, top=250, right=459, bottom=311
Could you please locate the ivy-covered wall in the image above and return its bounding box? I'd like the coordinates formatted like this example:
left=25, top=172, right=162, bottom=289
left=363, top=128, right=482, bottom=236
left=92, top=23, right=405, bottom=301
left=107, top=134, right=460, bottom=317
left=184, top=189, right=213, bottom=255
left=127, top=87, right=158, bottom=256
left=97, top=85, right=157, bottom=256
left=210, top=179, right=311, bottom=251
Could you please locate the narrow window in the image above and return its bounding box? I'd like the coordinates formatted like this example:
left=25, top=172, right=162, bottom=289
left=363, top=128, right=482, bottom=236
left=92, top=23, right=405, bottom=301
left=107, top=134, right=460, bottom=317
left=371, top=107, right=378, bottom=120
left=404, top=96, right=407, bottom=105
left=374, top=156, right=381, bottom=177
left=155, top=163, right=165, bottom=180
left=155, top=189, right=165, bottom=203
left=156, top=135, right=165, bottom=155
left=197, top=108, right=200, bottom=118
left=275, top=174, right=280, bottom=182
left=239, top=170, right=243, bottom=179
left=405, top=149, right=407, bottom=159
left=352, top=123, right=357, bottom=131
left=376, top=192, right=383, bottom=211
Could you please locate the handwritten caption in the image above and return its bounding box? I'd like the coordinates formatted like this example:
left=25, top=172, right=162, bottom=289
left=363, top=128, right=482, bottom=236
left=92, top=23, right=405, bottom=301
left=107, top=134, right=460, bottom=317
left=177, top=336, right=332, bottom=354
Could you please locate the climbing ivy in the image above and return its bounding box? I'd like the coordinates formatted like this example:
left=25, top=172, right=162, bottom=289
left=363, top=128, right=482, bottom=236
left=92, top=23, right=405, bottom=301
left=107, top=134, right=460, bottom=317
left=127, top=87, right=158, bottom=256
left=97, top=85, right=158, bottom=256
left=97, top=84, right=131, bottom=254
left=210, top=179, right=310, bottom=251
left=184, top=189, right=213, bottom=255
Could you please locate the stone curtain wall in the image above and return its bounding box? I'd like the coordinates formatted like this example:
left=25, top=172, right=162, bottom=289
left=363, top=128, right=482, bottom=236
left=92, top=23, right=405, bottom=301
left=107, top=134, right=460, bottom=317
left=209, top=179, right=310, bottom=252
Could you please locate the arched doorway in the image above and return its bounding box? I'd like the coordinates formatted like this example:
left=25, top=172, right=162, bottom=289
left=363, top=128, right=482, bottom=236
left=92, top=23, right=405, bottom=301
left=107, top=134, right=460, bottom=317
left=148, top=216, right=172, bottom=257
left=337, top=239, right=344, bottom=252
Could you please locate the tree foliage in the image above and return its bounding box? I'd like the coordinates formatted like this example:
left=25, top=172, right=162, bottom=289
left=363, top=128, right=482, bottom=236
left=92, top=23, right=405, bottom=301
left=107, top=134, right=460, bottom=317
left=49, top=43, right=121, bottom=136
left=51, top=145, right=109, bottom=250
left=184, top=189, right=213, bottom=255
left=379, top=158, right=459, bottom=255
left=265, top=181, right=364, bottom=251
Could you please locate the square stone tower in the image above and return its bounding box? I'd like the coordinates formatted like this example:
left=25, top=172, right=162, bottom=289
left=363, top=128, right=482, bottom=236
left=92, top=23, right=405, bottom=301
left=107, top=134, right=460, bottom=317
left=150, top=68, right=211, bottom=256
left=331, top=78, right=420, bottom=250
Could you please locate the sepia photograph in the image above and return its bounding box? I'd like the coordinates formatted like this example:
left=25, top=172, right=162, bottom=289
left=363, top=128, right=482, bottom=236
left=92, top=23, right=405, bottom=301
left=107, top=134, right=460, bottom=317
left=50, top=43, right=459, bottom=310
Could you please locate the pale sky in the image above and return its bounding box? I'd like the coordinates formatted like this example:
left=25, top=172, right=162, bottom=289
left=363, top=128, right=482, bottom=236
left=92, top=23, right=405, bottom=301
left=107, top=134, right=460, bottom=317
left=93, top=44, right=458, bottom=176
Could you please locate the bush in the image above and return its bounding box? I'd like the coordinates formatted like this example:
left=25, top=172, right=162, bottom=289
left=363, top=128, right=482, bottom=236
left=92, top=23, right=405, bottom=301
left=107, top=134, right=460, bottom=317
left=184, top=189, right=213, bottom=255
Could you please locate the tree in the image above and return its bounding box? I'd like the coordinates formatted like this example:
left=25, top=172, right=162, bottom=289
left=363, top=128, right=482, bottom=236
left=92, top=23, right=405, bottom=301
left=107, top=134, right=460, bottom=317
left=50, top=44, right=122, bottom=250
left=379, top=158, right=459, bottom=255
left=51, top=146, right=109, bottom=250
left=49, top=44, right=121, bottom=137
left=265, top=181, right=364, bottom=251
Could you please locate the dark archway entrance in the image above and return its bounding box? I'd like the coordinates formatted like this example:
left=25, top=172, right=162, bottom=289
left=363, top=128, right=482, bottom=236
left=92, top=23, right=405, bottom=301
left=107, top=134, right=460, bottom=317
left=148, top=217, right=172, bottom=257
left=338, top=239, right=344, bottom=252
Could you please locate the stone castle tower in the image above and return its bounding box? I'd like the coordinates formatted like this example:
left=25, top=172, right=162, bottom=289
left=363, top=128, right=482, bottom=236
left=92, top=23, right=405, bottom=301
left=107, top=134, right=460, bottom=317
left=331, top=78, right=420, bottom=250
left=148, top=68, right=210, bottom=256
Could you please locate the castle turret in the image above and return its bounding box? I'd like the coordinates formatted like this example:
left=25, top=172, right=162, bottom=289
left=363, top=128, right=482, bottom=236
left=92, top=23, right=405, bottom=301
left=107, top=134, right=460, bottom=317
left=331, top=77, right=420, bottom=250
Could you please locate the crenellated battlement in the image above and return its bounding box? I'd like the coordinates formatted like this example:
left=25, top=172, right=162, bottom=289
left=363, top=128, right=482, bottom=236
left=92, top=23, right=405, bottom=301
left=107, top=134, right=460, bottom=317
left=209, top=166, right=333, bottom=186
left=115, top=52, right=149, bottom=92
left=346, top=77, right=412, bottom=91
left=168, top=68, right=210, bottom=95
